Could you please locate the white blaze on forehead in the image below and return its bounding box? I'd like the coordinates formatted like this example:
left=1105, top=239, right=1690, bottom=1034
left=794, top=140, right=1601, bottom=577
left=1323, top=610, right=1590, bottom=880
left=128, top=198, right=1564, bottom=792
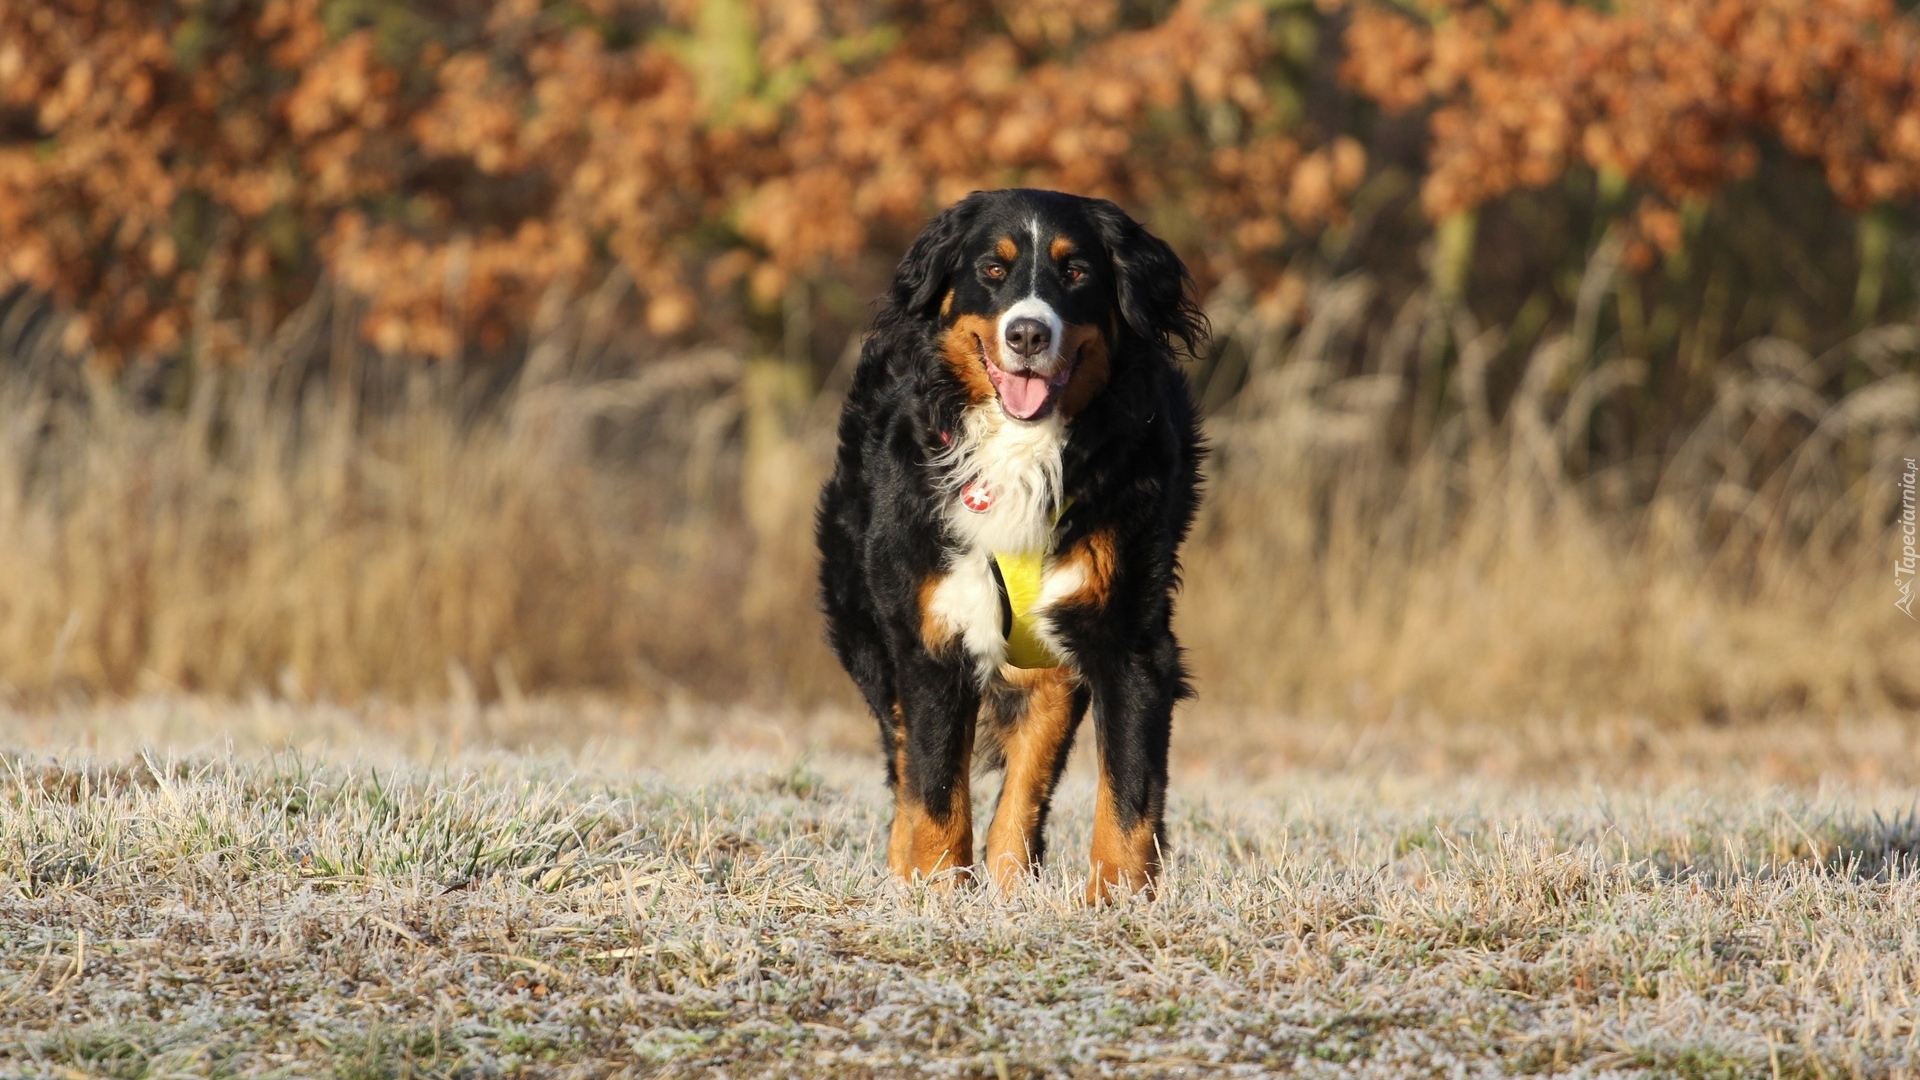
left=1029, top=217, right=1043, bottom=291
left=996, top=216, right=1063, bottom=367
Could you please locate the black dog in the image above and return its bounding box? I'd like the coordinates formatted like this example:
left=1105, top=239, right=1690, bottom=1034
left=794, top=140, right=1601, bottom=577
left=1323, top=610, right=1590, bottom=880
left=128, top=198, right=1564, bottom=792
left=816, top=189, right=1205, bottom=902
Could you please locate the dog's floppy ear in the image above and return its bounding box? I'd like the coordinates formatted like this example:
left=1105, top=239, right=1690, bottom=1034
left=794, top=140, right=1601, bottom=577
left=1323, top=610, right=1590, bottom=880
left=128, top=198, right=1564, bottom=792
left=889, top=194, right=983, bottom=317
left=1089, top=199, right=1208, bottom=357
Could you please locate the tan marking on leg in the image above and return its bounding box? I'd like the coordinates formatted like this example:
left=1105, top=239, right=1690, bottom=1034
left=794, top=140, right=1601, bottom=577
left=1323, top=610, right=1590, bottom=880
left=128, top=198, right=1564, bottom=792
left=1086, top=772, right=1158, bottom=903
left=890, top=702, right=908, bottom=787
left=985, top=667, right=1078, bottom=891
left=1049, top=235, right=1075, bottom=261
left=886, top=799, right=916, bottom=876
left=1055, top=528, right=1118, bottom=610
left=940, top=315, right=999, bottom=406
left=1059, top=323, right=1109, bottom=418
left=887, top=705, right=974, bottom=886
left=995, top=236, right=1018, bottom=261
left=888, top=799, right=974, bottom=883
left=919, top=573, right=954, bottom=651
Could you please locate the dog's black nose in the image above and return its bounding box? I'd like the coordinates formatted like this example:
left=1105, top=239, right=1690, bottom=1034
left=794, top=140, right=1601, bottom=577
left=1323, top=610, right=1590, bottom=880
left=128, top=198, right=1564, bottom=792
left=1004, top=318, right=1051, bottom=357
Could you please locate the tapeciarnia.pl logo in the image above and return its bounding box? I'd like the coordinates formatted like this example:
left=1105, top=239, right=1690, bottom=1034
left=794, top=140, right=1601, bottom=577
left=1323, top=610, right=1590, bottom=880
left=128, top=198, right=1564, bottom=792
left=1900, top=457, right=1917, bottom=619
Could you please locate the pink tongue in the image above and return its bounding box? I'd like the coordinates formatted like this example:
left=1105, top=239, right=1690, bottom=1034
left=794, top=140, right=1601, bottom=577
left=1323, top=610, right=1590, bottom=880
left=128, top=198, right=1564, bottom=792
left=994, top=369, right=1055, bottom=419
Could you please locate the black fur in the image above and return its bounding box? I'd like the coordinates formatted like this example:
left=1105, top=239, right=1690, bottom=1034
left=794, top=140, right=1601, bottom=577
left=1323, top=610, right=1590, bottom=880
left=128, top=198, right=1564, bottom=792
left=816, top=188, right=1207, bottom=880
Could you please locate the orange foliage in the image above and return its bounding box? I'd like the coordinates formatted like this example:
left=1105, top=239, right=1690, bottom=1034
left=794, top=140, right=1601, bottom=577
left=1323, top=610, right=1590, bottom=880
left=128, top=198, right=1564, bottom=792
left=1, top=0, right=1364, bottom=361
left=5, top=0, right=1919, bottom=361
left=1345, top=0, right=1920, bottom=216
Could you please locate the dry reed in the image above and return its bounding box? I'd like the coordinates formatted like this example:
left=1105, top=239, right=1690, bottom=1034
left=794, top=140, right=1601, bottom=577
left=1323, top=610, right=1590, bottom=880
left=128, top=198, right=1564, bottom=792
left=1187, top=262, right=1920, bottom=721
left=0, top=263, right=1913, bottom=720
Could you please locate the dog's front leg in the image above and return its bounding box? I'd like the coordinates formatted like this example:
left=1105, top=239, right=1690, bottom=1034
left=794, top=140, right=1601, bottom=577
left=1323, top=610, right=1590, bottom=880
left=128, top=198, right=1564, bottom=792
left=885, top=648, right=981, bottom=884
left=1081, top=638, right=1181, bottom=903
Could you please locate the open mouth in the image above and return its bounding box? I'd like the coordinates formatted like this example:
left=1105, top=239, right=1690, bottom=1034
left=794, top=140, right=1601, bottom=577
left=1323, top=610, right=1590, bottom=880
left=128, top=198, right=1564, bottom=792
left=980, top=339, right=1074, bottom=421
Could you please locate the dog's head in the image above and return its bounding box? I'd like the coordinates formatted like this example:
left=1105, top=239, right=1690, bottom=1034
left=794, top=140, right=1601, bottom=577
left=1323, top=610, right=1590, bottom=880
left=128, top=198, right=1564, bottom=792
left=889, top=189, right=1206, bottom=422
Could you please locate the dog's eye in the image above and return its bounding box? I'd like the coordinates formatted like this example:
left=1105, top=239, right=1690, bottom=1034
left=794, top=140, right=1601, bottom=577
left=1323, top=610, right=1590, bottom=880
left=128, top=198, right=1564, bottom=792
left=1064, top=266, right=1085, bottom=283
left=984, top=264, right=1007, bottom=281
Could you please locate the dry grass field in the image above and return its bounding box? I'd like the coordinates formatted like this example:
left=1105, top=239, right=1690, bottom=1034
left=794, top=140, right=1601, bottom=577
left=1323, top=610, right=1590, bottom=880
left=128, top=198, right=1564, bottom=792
left=6, top=699, right=1920, bottom=1078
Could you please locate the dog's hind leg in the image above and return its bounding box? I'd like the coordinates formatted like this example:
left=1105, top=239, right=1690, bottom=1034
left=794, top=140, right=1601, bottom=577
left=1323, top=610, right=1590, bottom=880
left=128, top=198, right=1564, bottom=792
left=984, top=666, right=1086, bottom=891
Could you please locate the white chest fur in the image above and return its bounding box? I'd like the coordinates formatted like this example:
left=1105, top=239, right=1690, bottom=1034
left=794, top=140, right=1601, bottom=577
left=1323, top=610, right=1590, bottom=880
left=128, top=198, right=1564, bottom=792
left=923, top=552, right=1009, bottom=678
left=924, top=406, right=1079, bottom=680
left=936, top=406, right=1065, bottom=554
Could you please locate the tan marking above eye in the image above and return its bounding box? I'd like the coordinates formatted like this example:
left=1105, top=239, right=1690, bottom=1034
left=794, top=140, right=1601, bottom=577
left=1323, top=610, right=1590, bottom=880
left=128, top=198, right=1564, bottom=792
left=1049, top=235, right=1075, bottom=261
left=995, top=236, right=1018, bottom=260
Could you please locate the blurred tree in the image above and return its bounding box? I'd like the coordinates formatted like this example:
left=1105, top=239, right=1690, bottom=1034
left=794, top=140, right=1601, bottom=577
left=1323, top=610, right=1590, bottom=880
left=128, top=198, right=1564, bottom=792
left=0, top=0, right=1914, bottom=456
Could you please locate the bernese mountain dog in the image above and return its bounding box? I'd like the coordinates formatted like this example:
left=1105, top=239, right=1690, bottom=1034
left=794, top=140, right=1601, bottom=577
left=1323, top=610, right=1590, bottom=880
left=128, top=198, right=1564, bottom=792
left=816, top=189, right=1206, bottom=903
